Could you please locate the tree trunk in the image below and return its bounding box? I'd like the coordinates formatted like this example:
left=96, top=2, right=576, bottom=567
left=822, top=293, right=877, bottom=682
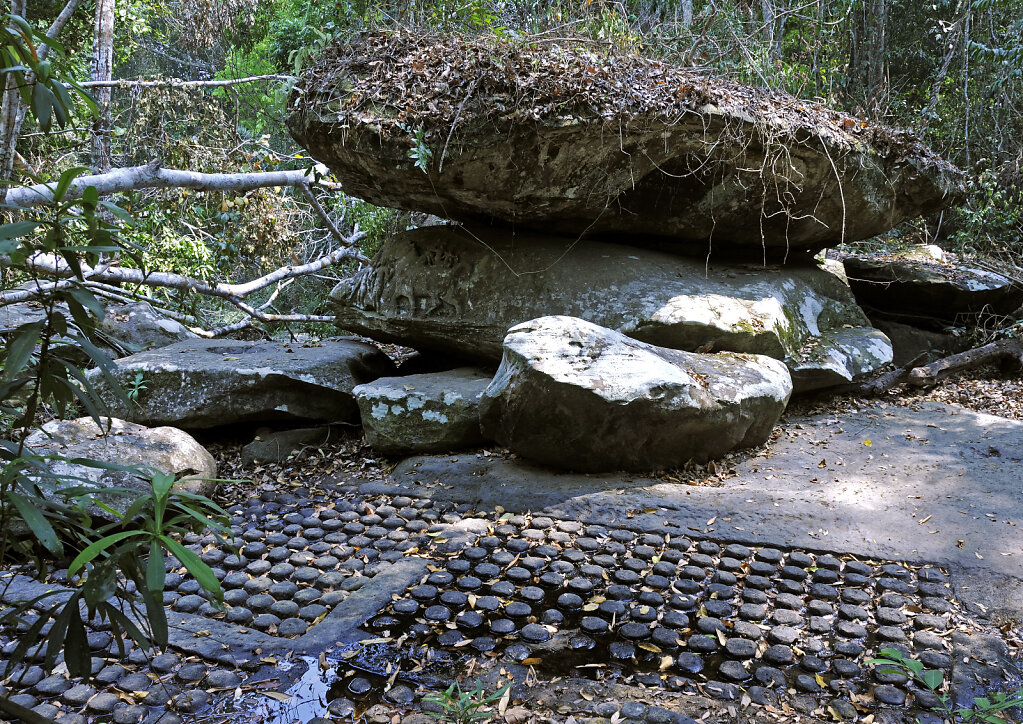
left=0, top=0, right=28, bottom=183
left=866, top=0, right=888, bottom=111
left=0, top=0, right=87, bottom=195
left=760, top=0, right=777, bottom=61
left=91, top=0, right=116, bottom=172
left=681, top=0, right=694, bottom=28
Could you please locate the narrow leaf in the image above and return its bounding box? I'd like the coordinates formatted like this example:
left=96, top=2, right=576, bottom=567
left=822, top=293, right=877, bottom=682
left=7, top=491, right=62, bottom=555
left=68, top=530, right=144, bottom=575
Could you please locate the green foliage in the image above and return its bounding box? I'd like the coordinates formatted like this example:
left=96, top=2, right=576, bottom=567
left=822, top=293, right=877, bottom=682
left=423, top=680, right=511, bottom=724
left=399, top=123, right=434, bottom=175
left=950, top=169, right=1022, bottom=256
left=0, top=13, right=96, bottom=132
left=0, top=155, right=228, bottom=683
left=0, top=461, right=230, bottom=679
left=868, top=648, right=1023, bottom=722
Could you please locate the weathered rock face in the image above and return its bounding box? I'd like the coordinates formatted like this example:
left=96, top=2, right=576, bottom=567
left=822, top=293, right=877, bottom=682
left=25, top=417, right=217, bottom=516
left=844, top=248, right=1023, bottom=322
left=289, top=33, right=964, bottom=255
left=98, top=302, right=197, bottom=353
left=331, top=226, right=892, bottom=392
left=90, top=338, right=397, bottom=428
left=354, top=367, right=492, bottom=455
left=479, top=316, right=792, bottom=472
left=1, top=299, right=194, bottom=357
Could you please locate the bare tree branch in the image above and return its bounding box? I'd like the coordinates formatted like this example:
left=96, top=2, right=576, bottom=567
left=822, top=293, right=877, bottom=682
left=0, top=278, right=78, bottom=305
left=38, top=0, right=88, bottom=62
left=14, top=239, right=366, bottom=300
left=2, top=161, right=337, bottom=208
left=296, top=184, right=359, bottom=252
left=80, top=74, right=293, bottom=89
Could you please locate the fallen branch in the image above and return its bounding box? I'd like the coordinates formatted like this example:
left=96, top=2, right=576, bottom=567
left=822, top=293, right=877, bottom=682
left=0, top=278, right=79, bottom=305
left=2, top=161, right=336, bottom=209
left=907, top=339, right=1023, bottom=387
left=296, top=184, right=359, bottom=253
left=80, top=74, right=293, bottom=89
left=830, top=353, right=928, bottom=397
left=15, top=241, right=365, bottom=300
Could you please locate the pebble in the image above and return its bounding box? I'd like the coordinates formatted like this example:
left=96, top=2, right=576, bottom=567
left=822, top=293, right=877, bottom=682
left=33, top=675, right=71, bottom=696
left=87, top=692, right=121, bottom=713
left=755, top=666, right=787, bottom=688
left=719, top=660, right=750, bottom=681
left=874, top=684, right=907, bottom=706
left=62, top=683, right=97, bottom=706
left=763, top=644, right=794, bottom=665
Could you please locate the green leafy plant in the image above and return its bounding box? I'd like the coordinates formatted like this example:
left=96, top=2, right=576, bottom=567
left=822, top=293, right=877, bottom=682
left=0, top=465, right=231, bottom=679
left=0, top=127, right=228, bottom=687
left=868, top=648, right=1023, bottom=722
left=399, top=123, right=433, bottom=174
left=126, top=369, right=148, bottom=403
left=423, top=680, right=510, bottom=724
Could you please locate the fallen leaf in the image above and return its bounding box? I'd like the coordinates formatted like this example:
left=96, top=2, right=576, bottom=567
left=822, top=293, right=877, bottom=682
left=505, top=707, right=530, bottom=724
left=262, top=692, right=292, bottom=702
left=498, top=684, right=511, bottom=716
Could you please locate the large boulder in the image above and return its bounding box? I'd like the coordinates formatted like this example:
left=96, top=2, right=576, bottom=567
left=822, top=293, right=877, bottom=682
left=289, top=32, right=964, bottom=256
left=331, top=226, right=892, bottom=392
left=24, top=417, right=217, bottom=516
left=354, top=367, right=492, bottom=455
left=843, top=247, right=1023, bottom=323
left=479, top=316, right=792, bottom=472
left=89, top=338, right=397, bottom=428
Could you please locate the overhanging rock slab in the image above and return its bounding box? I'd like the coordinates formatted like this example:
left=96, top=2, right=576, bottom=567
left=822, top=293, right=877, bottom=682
left=290, top=32, right=964, bottom=254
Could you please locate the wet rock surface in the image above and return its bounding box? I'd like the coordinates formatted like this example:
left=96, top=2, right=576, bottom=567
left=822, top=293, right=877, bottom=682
left=369, top=509, right=975, bottom=724
left=1, top=467, right=1019, bottom=724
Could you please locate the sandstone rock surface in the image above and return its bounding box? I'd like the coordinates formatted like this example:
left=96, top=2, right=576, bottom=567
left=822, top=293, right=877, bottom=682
left=90, top=338, right=396, bottom=428
left=25, top=417, right=217, bottom=516
left=478, top=316, right=792, bottom=472
left=331, top=226, right=892, bottom=392
left=354, top=367, right=492, bottom=455
left=290, top=33, right=963, bottom=255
